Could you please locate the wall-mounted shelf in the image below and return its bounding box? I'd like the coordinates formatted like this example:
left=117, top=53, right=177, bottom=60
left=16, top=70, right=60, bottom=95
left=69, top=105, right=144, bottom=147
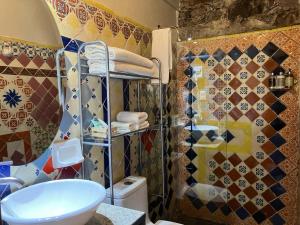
left=83, top=124, right=162, bottom=147
left=76, top=41, right=165, bottom=209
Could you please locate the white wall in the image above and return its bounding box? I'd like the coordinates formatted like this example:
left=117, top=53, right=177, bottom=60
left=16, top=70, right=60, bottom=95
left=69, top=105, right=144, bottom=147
left=95, top=0, right=178, bottom=29
left=0, top=0, right=62, bottom=46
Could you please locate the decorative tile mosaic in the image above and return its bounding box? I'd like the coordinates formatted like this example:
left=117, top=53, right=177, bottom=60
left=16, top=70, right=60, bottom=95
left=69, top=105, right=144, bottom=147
left=0, top=39, right=60, bottom=166
left=176, top=26, right=300, bottom=225
left=6, top=0, right=153, bottom=202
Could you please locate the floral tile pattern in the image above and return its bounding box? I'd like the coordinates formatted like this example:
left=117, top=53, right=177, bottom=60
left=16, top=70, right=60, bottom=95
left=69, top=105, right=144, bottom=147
left=176, top=26, right=300, bottom=225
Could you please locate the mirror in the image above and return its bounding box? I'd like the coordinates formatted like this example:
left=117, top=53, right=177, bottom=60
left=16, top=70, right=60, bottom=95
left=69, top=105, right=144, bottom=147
left=0, top=0, right=63, bottom=165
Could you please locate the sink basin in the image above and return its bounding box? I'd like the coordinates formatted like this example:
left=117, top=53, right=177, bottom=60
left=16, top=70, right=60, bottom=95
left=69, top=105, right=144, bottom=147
left=184, top=125, right=219, bottom=131
left=1, top=179, right=106, bottom=225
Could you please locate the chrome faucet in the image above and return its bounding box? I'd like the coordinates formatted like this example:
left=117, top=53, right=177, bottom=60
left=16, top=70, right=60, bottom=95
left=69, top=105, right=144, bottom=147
left=0, top=177, right=25, bottom=189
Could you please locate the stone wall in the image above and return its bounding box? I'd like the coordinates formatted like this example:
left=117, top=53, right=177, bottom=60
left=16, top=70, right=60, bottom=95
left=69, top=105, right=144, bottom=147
left=178, top=0, right=300, bottom=39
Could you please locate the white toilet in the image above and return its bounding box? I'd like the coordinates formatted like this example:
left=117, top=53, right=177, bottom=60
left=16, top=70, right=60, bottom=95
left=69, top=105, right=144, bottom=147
left=106, top=176, right=182, bottom=225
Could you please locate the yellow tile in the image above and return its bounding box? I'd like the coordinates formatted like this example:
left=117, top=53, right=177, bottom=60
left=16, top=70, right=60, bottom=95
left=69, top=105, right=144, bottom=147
left=98, top=26, right=114, bottom=45
left=109, top=32, right=127, bottom=49
left=60, top=12, right=82, bottom=38
left=195, top=149, right=207, bottom=183
left=76, top=19, right=100, bottom=42
left=125, top=35, right=140, bottom=54
left=195, top=120, right=252, bottom=154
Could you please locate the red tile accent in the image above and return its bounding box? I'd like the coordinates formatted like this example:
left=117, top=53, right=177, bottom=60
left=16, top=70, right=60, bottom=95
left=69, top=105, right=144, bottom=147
left=244, top=186, right=258, bottom=199
left=229, top=62, right=242, bottom=75
left=213, top=152, right=226, bottom=164
left=43, top=157, right=54, bottom=174
left=213, top=78, right=226, bottom=90
left=213, top=63, right=226, bottom=75
left=262, top=92, right=277, bottom=106
left=262, top=109, right=277, bottom=123
left=228, top=153, right=242, bottom=166
left=229, top=107, right=243, bottom=121
left=261, top=141, right=277, bottom=155
left=244, top=201, right=258, bottom=214
left=228, top=198, right=241, bottom=211
left=32, top=55, right=44, bottom=68
left=244, top=171, right=259, bottom=184
left=35, top=84, right=47, bottom=97
left=244, top=156, right=259, bottom=168
left=228, top=169, right=241, bottom=181
left=229, top=93, right=243, bottom=105
left=245, top=92, right=260, bottom=105
left=262, top=125, right=277, bottom=138
left=228, top=183, right=241, bottom=195
left=262, top=189, right=276, bottom=201
left=261, top=158, right=276, bottom=172
left=246, top=61, right=260, bottom=74
left=261, top=175, right=276, bottom=187
left=42, top=78, right=53, bottom=89
left=213, top=167, right=226, bottom=178
left=263, top=58, right=278, bottom=73
left=0, top=131, right=33, bottom=165
left=229, top=78, right=242, bottom=90
left=17, top=53, right=31, bottom=67
left=261, top=204, right=276, bottom=218
left=245, top=76, right=260, bottom=89
left=245, top=108, right=259, bottom=121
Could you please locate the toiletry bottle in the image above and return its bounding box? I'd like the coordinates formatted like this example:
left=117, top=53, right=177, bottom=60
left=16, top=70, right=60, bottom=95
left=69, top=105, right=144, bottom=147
left=269, top=72, right=275, bottom=88
left=285, top=69, right=294, bottom=88
left=276, top=72, right=285, bottom=89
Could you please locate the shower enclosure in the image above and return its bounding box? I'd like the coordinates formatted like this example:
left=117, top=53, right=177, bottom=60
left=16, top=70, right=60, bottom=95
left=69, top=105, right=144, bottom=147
left=167, top=26, right=300, bottom=225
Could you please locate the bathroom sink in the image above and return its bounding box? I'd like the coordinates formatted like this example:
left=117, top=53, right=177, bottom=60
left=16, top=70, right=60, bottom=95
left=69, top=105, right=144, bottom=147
left=1, top=179, right=106, bottom=225
left=184, top=125, right=219, bottom=131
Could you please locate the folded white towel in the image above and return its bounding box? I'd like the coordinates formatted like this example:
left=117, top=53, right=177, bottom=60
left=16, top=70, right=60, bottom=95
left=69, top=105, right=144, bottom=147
left=88, top=60, right=155, bottom=77
left=116, top=111, right=148, bottom=124
left=117, top=121, right=150, bottom=133
left=111, top=121, right=135, bottom=130
left=135, top=121, right=149, bottom=130
left=85, top=45, right=154, bottom=68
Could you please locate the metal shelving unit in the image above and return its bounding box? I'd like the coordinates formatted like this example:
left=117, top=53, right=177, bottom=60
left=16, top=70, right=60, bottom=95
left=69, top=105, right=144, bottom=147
left=75, top=41, right=165, bottom=206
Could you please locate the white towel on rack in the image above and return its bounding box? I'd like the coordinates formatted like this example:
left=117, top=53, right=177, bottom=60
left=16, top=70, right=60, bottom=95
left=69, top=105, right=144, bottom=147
left=111, top=121, right=135, bottom=130
left=151, top=28, right=174, bottom=84
left=88, top=60, right=155, bottom=77
left=85, top=45, right=154, bottom=68
left=135, top=121, right=149, bottom=130
left=116, top=111, right=148, bottom=124
left=116, top=121, right=150, bottom=133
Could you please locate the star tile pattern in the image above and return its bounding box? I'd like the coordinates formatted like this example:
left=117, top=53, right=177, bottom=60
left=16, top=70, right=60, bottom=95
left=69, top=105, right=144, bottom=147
left=0, top=39, right=60, bottom=166
left=176, top=26, right=300, bottom=225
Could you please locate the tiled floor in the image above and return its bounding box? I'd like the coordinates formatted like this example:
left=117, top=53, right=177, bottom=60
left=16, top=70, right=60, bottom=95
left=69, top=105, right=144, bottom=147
left=172, top=216, right=226, bottom=225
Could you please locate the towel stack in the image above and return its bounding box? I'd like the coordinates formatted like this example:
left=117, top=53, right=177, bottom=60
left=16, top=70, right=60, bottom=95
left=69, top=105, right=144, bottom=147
left=85, top=45, right=157, bottom=77
left=112, top=111, right=149, bottom=133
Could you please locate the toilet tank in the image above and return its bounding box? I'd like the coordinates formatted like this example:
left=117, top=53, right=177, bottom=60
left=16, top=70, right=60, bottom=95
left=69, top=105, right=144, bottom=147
left=106, top=176, right=149, bottom=215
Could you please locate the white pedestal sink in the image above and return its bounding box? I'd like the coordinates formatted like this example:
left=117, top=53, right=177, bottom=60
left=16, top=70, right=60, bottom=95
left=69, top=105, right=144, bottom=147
left=1, top=179, right=106, bottom=225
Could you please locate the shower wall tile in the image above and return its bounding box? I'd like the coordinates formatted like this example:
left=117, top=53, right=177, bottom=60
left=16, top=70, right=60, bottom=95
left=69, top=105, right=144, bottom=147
left=176, top=26, right=300, bottom=225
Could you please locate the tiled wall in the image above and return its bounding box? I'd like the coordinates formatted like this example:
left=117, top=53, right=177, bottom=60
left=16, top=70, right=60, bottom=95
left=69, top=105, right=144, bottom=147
left=0, top=39, right=60, bottom=166
left=2, top=0, right=156, bottom=200
left=175, top=26, right=300, bottom=225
